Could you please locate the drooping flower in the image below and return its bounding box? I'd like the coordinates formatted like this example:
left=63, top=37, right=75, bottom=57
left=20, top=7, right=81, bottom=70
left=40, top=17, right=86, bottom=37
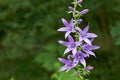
left=76, top=24, right=97, bottom=45
left=82, top=44, right=100, bottom=57
left=79, top=9, right=89, bottom=15
left=57, top=18, right=76, bottom=38
left=58, top=57, right=78, bottom=72
left=58, top=35, right=82, bottom=55
left=73, top=51, right=87, bottom=67
left=85, top=66, right=94, bottom=71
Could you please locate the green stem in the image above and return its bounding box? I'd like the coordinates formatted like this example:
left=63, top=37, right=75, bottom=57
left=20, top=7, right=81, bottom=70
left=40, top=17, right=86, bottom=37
left=72, top=0, right=85, bottom=80
left=73, top=0, right=79, bottom=42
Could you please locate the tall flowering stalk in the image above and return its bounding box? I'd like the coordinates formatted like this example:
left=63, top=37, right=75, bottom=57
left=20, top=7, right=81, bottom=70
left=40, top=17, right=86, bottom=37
left=57, top=0, right=100, bottom=80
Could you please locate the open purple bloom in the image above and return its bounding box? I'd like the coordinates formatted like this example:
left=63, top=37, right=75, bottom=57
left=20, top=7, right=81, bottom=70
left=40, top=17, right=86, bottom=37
left=76, top=24, right=97, bottom=45
left=77, top=0, right=83, bottom=4
left=57, top=18, right=76, bottom=38
left=58, top=35, right=82, bottom=55
left=58, top=58, right=78, bottom=72
left=82, top=44, right=100, bottom=57
left=79, top=9, right=89, bottom=15
left=73, top=51, right=87, bottom=67
left=85, top=66, right=94, bottom=71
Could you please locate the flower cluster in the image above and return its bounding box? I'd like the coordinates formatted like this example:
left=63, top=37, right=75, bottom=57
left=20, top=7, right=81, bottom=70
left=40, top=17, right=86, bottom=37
left=57, top=0, right=100, bottom=77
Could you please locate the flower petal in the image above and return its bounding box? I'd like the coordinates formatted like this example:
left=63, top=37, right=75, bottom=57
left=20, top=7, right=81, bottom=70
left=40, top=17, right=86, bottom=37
left=68, top=35, right=74, bottom=43
left=80, top=58, right=86, bottom=67
left=86, top=50, right=96, bottom=57
left=79, top=37, right=83, bottom=42
left=59, top=65, right=68, bottom=72
left=58, top=58, right=69, bottom=64
left=58, top=40, right=69, bottom=46
left=91, top=45, right=100, bottom=50
left=76, top=27, right=82, bottom=32
left=62, top=18, right=69, bottom=27
left=57, top=27, right=67, bottom=32
left=72, top=48, right=77, bottom=56
left=67, top=55, right=74, bottom=59
left=76, top=41, right=82, bottom=46
left=84, top=38, right=92, bottom=45
left=87, top=33, right=97, bottom=38
left=81, top=53, right=88, bottom=57
left=64, top=47, right=72, bottom=54
left=83, top=24, right=89, bottom=33
left=69, top=18, right=74, bottom=27
left=65, top=31, right=71, bottom=38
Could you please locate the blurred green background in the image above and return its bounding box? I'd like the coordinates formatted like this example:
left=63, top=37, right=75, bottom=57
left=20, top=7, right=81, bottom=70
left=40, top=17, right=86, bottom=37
left=0, top=0, right=120, bottom=80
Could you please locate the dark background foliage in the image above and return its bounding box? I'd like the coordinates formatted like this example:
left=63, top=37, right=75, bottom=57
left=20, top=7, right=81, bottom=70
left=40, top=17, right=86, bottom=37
left=0, top=0, right=120, bottom=80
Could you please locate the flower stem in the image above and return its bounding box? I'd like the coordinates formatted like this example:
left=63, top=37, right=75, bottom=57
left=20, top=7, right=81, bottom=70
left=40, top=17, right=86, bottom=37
left=73, top=0, right=85, bottom=80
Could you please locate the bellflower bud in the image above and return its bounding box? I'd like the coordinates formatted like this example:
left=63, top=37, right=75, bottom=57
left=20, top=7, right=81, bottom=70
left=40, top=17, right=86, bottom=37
left=68, top=6, right=74, bottom=12
left=77, top=0, right=83, bottom=4
left=76, top=19, right=82, bottom=24
left=85, top=66, right=94, bottom=71
left=79, top=9, right=89, bottom=15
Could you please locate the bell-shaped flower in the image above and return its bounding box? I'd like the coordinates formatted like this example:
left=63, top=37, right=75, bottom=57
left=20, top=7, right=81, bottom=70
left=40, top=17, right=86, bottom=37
left=57, top=18, right=76, bottom=38
left=82, top=44, right=100, bottom=57
left=76, top=24, right=97, bottom=45
left=58, top=35, right=82, bottom=55
left=73, top=51, right=87, bottom=67
left=58, top=57, right=78, bottom=72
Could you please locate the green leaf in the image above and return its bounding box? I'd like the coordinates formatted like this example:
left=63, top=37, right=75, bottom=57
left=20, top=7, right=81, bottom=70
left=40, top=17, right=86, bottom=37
left=115, top=37, right=120, bottom=46
left=58, top=45, right=66, bottom=56
left=111, top=20, right=120, bottom=46
left=43, top=44, right=57, bottom=52
left=51, top=69, right=76, bottom=80
left=111, top=20, right=120, bottom=37
left=34, top=52, right=57, bottom=71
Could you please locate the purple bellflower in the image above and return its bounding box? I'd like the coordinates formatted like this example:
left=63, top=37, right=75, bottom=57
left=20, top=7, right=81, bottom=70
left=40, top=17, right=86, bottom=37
left=76, top=24, right=97, bottom=45
left=57, top=18, right=76, bottom=38
left=57, top=0, right=100, bottom=77
left=59, top=35, right=82, bottom=55
left=73, top=51, right=87, bottom=67
left=82, top=44, right=100, bottom=57
left=58, top=57, right=78, bottom=72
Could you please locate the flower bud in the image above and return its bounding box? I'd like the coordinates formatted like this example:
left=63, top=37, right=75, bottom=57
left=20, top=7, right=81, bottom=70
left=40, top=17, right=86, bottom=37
left=77, top=19, right=82, bottom=24
left=68, top=6, right=74, bottom=12
left=77, top=0, right=83, bottom=4
left=79, top=9, right=89, bottom=15
left=85, top=66, right=94, bottom=71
